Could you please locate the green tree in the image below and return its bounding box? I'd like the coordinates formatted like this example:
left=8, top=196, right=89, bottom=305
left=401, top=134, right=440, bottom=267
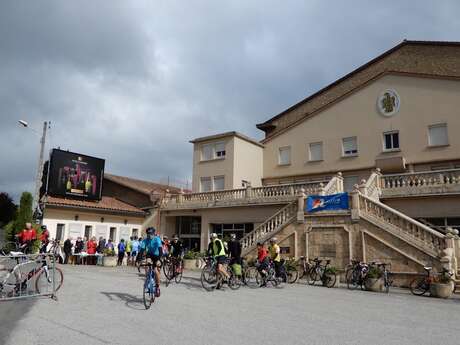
left=4, top=191, right=35, bottom=242
left=0, top=192, right=17, bottom=226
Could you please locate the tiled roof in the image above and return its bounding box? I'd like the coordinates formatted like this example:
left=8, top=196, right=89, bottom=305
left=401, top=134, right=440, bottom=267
left=190, top=131, right=264, bottom=148
left=44, top=196, right=146, bottom=215
left=104, top=173, right=184, bottom=195
left=257, top=40, right=460, bottom=140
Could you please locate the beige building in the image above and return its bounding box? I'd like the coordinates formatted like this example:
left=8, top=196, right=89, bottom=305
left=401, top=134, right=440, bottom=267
left=160, top=40, right=460, bottom=285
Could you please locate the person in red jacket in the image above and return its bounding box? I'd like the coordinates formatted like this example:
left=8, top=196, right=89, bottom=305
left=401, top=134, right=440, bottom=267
left=16, top=223, right=37, bottom=254
left=39, top=225, right=50, bottom=253
left=87, top=237, right=97, bottom=265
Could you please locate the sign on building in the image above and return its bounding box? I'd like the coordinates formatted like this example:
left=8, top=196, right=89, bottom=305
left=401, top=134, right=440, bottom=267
left=306, top=193, right=349, bottom=213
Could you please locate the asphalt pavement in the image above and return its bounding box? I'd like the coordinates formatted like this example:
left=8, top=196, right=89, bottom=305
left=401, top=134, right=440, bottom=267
left=1, top=265, right=460, bottom=345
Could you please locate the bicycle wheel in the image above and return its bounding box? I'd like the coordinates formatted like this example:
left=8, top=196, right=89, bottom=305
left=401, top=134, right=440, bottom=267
left=201, top=267, right=218, bottom=291
left=245, top=267, right=260, bottom=288
left=35, top=267, right=64, bottom=294
left=308, top=269, right=320, bottom=285
left=346, top=268, right=360, bottom=290
left=324, top=272, right=337, bottom=288
left=409, top=277, right=429, bottom=296
left=297, top=264, right=307, bottom=280
left=174, top=261, right=183, bottom=284
left=164, top=264, right=173, bottom=287
left=143, top=274, right=155, bottom=309
left=228, top=272, right=241, bottom=290
left=287, top=267, right=299, bottom=284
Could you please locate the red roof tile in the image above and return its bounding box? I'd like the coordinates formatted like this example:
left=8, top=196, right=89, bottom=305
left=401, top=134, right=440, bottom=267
left=44, top=196, right=146, bottom=215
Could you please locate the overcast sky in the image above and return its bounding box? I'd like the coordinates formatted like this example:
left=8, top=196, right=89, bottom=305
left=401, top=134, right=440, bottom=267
left=1, top=1, right=459, bottom=202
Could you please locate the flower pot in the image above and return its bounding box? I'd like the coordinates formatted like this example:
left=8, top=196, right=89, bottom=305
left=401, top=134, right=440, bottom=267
left=430, top=282, right=453, bottom=298
left=183, top=259, right=197, bottom=270
left=103, top=256, right=117, bottom=267
left=364, top=277, right=383, bottom=292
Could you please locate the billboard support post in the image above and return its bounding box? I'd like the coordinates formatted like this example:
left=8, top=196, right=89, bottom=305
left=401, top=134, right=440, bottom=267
left=34, top=121, right=47, bottom=218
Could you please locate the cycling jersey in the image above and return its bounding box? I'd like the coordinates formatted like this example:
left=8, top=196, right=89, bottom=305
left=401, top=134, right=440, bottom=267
left=268, top=244, right=281, bottom=262
left=212, top=239, right=226, bottom=257
left=258, top=247, right=268, bottom=263
left=170, top=240, right=183, bottom=257
left=140, top=236, right=162, bottom=257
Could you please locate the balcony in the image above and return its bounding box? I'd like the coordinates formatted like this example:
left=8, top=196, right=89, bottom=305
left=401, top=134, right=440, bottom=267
left=161, top=180, right=328, bottom=210
left=381, top=168, right=460, bottom=198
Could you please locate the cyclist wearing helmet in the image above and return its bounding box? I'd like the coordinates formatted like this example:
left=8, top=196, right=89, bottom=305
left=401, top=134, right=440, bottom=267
left=170, top=234, right=183, bottom=258
left=39, top=225, right=50, bottom=253
left=210, top=233, right=230, bottom=283
left=268, top=237, right=282, bottom=277
left=228, top=233, right=241, bottom=265
left=138, top=227, right=163, bottom=296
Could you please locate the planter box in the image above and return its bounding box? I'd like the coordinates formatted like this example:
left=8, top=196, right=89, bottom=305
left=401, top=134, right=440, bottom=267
left=364, top=278, right=383, bottom=292
left=103, top=256, right=117, bottom=267
left=430, top=282, right=453, bottom=298
left=183, top=259, right=200, bottom=270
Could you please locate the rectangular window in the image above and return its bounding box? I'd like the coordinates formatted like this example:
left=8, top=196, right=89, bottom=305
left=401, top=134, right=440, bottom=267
left=200, top=177, right=212, bottom=192
left=56, top=224, right=65, bottom=241
left=215, top=142, right=226, bottom=158
left=342, top=137, right=358, bottom=156
left=278, top=146, right=291, bottom=165
left=84, top=225, right=92, bottom=240
left=132, top=228, right=139, bottom=238
left=213, top=176, right=225, bottom=191
left=109, top=227, right=117, bottom=242
left=201, top=144, right=213, bottom=161
left=309, top=142, right=323, bottom=161
left=383, top=131, right=400, bottom=151
left=428, top=124, right=448, bottom=147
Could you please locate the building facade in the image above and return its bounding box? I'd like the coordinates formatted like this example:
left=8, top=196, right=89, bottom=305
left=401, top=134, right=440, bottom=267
left=160, top=40, right=460, bottom=284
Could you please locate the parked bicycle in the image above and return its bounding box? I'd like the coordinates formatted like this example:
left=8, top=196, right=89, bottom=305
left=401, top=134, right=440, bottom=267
left=376, top=262, right=393, bottom=293
left=346, top=260, right=369, bottom=290
left=0, top=253, right=64, bottom=298
left=296, top=256, right=314, bottom=283
left=308, top=258, right=337, bottom=288
left=409, top=267, right=455, bottom=296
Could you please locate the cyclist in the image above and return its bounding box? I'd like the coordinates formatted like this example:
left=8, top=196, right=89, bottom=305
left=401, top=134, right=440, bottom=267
left=228, top=233, right=241, bottom=265
left=138, top=227, right=163, bottom=297
left=170, top=235, right=183, bottom=273
left=209, top=233, right=230, bottom=286
left=16, top=222, right=37, bottom=254
left=257, top=242, right=269, bottom=287
left=162, top=235, right=170, bottom=257
left=268, top=237, right=282, bottom=278
left=39, top=225, right=50, bottom=254
left=130, top=237, right=140, bottom=265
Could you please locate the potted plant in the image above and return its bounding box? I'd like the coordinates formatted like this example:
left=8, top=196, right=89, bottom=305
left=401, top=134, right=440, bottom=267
left=364, top=266, right=383, bottom=292
left=183, top=250, right=199, bottom=270
left=102, top=248, right=117, bottom=267
left=430, top=270, right=454, bottom=299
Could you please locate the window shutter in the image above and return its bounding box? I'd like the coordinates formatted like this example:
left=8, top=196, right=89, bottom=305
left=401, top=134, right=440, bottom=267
left=279, top=147, right=291, bottom=165
left=343, top=137, right=357, bottom=155
left=309, top=142, right=323, bottom=161
left=429, top=124, right=448, bottom=146
left=213, top=176, right=225, bottom=191
left=200, top=177, right=212, bottom=192
left=201, top=144, right=213, bottom=160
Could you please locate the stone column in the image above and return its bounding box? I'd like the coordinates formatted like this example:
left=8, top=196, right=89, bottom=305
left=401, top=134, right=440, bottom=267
left=245, top=184, right=252, bottom=199
left=297, top=188, right=306, bottom=223
left=336, top=172, right=344, bottom=193
left=350, top=186, right=360, bottom=221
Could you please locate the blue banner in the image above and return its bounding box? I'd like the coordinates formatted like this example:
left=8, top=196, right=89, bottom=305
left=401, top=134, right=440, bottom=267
left=306, top=193, right=349, bottom=212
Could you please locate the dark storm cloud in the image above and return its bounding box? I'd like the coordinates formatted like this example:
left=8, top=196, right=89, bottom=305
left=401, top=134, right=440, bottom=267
left=1, top=0, right=459, bottom=201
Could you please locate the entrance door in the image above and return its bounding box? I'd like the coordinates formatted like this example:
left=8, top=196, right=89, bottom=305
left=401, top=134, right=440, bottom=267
left=175, top=216, right=201, bottom=251
left=109, top=227, right=117, bottom=242
left=84, top=225, right=92, bottom=240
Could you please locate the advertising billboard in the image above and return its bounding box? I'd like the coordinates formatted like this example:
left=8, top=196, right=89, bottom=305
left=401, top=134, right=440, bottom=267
left=47, top=149, right=105, bottom=200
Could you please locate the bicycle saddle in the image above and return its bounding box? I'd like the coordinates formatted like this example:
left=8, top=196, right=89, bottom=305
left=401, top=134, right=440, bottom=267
left=9, top=251, right=24, bottom=256
left=423, top=266, right=432, bottom=271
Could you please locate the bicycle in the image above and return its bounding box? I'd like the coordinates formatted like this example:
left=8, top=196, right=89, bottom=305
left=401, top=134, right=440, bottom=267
left=346, top=260, right=369, bottom=290
left=141, top=261, right=160, bottom=309
left=295, top=256, right=313, bottom=282
left=0, top=253, right=64, bottom=297
left=200, top=257, right=240, bottom=291
left=308, top=258, right=337, bottom=288
left=376, top=262, right=393, bottom=293
left=409, top=267, right=455, bottom=296
left=163, top=256, right=184, bottom=287
left=0, top=241, right=20, bottom=256
left=283, top=259, right=299, bottom=284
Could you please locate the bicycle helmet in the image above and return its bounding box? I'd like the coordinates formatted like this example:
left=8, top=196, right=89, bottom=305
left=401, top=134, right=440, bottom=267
left=146, top=227, right=156, bottom=235
left=270, top=237, right=277, bottom=243
left=210, top=233, right=218, bottom=239
left=230, top=233, right=236, bottom=240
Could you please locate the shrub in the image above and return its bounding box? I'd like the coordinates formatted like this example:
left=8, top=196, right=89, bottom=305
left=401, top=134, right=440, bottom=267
left=366, top=266, right=382, bottom=279
left=435, top=269, right=452, bottom=284
left=324, top=266, right=338, bottom=275
left=103, top=248, right=115, bottom=256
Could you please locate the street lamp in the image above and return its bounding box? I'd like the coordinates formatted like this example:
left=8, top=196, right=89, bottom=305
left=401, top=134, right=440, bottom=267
left=18, top=120, right=49, bottom=218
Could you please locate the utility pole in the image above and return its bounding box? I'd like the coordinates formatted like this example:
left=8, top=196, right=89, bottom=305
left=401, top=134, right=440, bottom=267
left=33, top=121, right=47, bottom=215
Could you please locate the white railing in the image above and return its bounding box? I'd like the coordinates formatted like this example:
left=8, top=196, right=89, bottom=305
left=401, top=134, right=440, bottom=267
left=241, top=201, right=297, bottom=253
left=162, top=180, right=327, bottom=209
left=358, top=193, right=446, bottom=257
left=363, top=169, right=382, bottom=200
left=382, top=169, right=460, bottom=190
left=321, top=172, right=344, bottom=195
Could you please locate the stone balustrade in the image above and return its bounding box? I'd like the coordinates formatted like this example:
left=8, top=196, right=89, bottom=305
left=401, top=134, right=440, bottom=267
left=357, top=193, right=446, bottom=257
left=241, top=201, right=297, bottom=254
left=381, top=168, right=460, bottom=198
left=161, top=180, right=327, bottom=210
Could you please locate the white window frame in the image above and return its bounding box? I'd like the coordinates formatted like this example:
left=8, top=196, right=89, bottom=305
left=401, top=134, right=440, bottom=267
left=201, top=144, right=213, bottom=161
left=200, top=142, right=226, bottom=161
left=278, top=146, right=291, bottom=166
left=213, top=175, right=225, bottom=191
left=309, top=142, right=323, bottom=162
left=428, top=123, right=448, bottom=147
left=214, top=142, right=226, bottom=158
left=200, top=177, right=212, bottom=192
left=383, top=130, right=400, bottom=152
left=342, top=136, right=358, bottom=157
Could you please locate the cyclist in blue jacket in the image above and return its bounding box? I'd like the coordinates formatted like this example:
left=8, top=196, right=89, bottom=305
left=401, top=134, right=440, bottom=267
left=138, top=227, right=163, bottom=296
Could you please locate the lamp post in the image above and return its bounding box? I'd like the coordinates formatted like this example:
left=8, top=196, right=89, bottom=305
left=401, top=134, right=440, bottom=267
left=18, top=120, right=48, bottom=217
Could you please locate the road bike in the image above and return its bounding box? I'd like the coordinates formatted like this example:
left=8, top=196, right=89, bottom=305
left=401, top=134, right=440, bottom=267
left=0, top=253, right=64, bottom=297
left=200, top=257, right=241, bottom=291
left=409, top=267, right=455, bottom=296
left=163, top=256, right=184, bottom=287
left=376, top=262, right=393, bottom=293
left=346, top=260, right=369, bottom=290
left=296, top=256, right=314, bottom=283
left=141, top=261, right=160, bottom=309
left=308, top=258, right=337, bottom=288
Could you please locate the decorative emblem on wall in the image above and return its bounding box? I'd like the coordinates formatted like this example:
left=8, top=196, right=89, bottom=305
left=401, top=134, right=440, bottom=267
left=377, top=89, right=400, bottom=117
